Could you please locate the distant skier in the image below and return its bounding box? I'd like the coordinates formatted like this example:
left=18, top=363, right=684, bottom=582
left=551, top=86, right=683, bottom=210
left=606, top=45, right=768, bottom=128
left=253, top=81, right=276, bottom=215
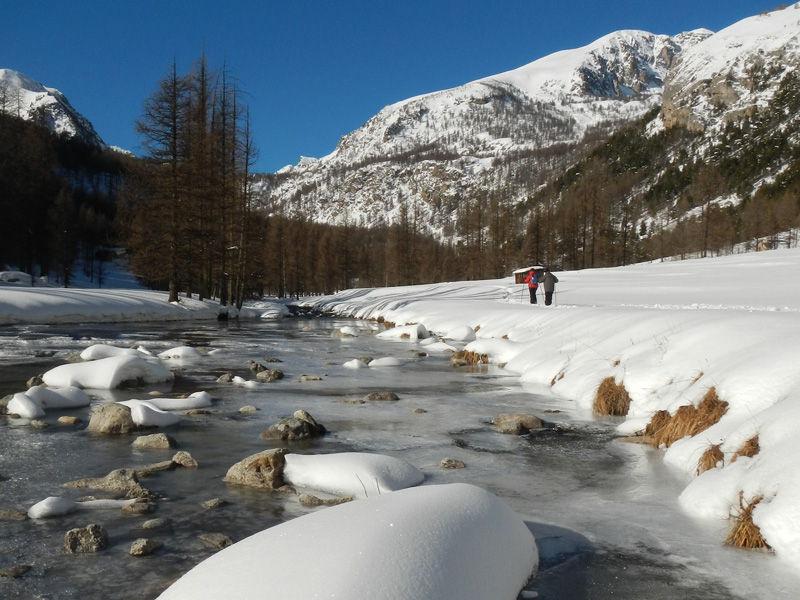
left=524, top=268, right=538, bottom=304
left=542, top=268, right=559, bottom=306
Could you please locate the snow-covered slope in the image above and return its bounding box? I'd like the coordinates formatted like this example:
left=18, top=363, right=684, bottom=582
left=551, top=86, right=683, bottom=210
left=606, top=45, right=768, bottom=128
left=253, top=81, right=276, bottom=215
left=254, top=4, right=800, bottom=245
left=662, top=4, right=800, bottom=132
left=0, top=68, right=104, bottom=146
left=253, top=29, right=711, bottom=232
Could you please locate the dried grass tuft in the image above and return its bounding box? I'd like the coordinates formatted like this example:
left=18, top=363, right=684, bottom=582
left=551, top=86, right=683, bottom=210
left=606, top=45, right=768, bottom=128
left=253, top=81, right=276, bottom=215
left=383, top=320, right=395, bottom=329
left=643, top=387, right=728, bottom=448
left=612, top=359, right=621, bottom=367
left=593, top=377, right=631, bottom=416
left=690, top=371, right=704, bottom=386
left=450, top=350, right=488, bottom=365
left=723, top=491, right=771, bottom=550
left=697, top=443, right=724, bottom=475
left=732, top=435, right=760, bottom=463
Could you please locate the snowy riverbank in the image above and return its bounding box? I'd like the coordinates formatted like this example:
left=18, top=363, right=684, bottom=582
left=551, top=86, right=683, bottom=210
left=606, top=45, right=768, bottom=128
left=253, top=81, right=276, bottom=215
left=3, top=247, right=800, bottom=576
left=303, top=248, right=800, bottom=565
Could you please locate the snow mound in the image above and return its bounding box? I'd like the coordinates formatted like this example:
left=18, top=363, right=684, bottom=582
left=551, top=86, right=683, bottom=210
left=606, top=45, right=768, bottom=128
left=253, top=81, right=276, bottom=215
left=156, top=483, right=537, bottom=600
left=283, top=452, right=424, bottom=498
left=7, top=386, right=90, bottom=418
left=80, top=344, right=149, bottom=360
left=343, top=358, right=369, bottom=369
left=42, top=355, right=174, bottom=389
left=444, top=325, right=477, bottom=342
left=28, top=496, right=137, bottom=519
left=118, top=400, right=181, bottom=427
left=376, top=323, right=428, bottom=340
left=158, top=346, right=205, bottom=360
left=124, top=391, right=212, bottom=411
left=369, top=356, right=404, bottom=367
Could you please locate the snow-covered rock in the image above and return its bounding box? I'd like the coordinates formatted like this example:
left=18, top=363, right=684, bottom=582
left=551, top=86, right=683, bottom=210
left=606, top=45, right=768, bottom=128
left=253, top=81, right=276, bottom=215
left=156, top=483, right=537, bottom=600
left=376, top=323, right=428, bottom=340
left=117, top=400, right=180, bottom=427
left=283, top=452, right=424, bottom=498
left=42, top=355, right=174, bottom=389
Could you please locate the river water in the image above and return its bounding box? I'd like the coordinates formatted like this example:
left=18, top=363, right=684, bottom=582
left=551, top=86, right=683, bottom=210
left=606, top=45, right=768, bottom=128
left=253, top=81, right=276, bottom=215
left=0, top=317, right=797, bottom=599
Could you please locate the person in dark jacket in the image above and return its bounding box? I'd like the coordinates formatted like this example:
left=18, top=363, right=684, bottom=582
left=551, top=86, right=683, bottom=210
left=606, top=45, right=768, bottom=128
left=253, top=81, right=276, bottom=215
left=542, top=268, right=559, bottom=305
left=523, top=268, right=538, bottom=304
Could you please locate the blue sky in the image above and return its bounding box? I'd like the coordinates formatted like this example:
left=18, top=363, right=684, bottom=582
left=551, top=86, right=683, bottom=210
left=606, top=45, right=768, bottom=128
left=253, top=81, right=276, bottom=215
left=4, top=0, right=769, bottom=173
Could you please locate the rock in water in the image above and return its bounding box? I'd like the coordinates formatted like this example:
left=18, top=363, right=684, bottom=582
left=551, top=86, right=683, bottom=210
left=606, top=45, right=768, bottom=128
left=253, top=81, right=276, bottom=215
left=87, top=403, right=136, bottom=434
left=64, top=524, right=109, bottom=553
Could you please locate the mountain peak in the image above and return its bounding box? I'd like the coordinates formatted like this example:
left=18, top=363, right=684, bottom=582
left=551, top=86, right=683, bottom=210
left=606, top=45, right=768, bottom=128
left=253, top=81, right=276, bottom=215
left=0, top=68, right=104, bottom=147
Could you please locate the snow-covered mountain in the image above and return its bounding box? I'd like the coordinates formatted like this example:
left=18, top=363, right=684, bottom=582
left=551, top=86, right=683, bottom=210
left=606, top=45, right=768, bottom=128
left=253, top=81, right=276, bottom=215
left=0, top=68, right=104, bottom=147
left=662, top=5, right=800, bottom=132
left=253, top=4, right=800, bottom=241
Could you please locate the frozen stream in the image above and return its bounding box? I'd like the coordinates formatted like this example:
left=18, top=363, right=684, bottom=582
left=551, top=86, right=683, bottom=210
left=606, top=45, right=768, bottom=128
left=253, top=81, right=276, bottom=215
left=0, top=317, right=797, bottom=599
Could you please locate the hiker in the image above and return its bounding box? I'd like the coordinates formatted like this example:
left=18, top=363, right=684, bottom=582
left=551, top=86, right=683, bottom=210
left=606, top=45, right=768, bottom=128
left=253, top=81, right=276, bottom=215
left=523, top=268, right=538, bottom=304
left=542, top=268, right=559, bottom=306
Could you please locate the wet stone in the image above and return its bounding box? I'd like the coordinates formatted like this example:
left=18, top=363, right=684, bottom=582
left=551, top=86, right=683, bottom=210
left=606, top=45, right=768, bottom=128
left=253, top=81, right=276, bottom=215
left=0, top=564, right=32, bottom=578
left=130, top=538, right=163, bottom=557
left=64, top=524, right=109, bottom=553
left=198, top=532, right=233, bottom=551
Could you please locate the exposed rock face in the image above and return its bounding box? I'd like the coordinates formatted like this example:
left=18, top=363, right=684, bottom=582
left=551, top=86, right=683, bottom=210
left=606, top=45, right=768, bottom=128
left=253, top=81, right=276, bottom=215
left=260, top=410, right=326, bottom=441
left=491, top=413, right=544, bottom=435
left=87, top=403, right=137, bottom=434
left=64, top=524, right=109, bottom=553
left=440, top=457, right=466, bottom=469
left=223, top=448, right=287, bottom=489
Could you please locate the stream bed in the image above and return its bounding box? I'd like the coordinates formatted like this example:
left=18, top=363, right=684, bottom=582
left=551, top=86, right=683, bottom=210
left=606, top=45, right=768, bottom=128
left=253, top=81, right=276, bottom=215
left=0, top=317, right=796, bottom=599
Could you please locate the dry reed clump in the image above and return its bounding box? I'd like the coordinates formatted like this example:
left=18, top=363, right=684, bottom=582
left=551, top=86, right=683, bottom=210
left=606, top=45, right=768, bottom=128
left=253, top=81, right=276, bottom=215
left=644, top=387, right=728, bottom=448
left=731, top=434, right=760, bottom=463
left=696, top=443, right=724, bottom=475
left=723, top=491, right=772, bottom=550
left=450, top=350, right=488, bottom=366
left=593, top=377, right=631, bottom=416
left=382, top=320, right=395, bottom=329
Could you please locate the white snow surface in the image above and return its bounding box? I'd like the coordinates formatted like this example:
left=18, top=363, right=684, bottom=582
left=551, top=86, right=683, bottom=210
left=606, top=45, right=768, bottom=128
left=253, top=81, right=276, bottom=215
left=42, top=355, right=174, bottom=389
left=300, top=246, right=800, bottom=566
left=283, top=452, right=425, bottom=498
left=157, top=482, right=537, bottom=600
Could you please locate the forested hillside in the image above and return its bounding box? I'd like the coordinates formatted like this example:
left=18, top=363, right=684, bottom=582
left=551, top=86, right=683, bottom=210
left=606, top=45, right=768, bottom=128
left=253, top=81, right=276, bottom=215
left=0, top=113, right=130, bottom=286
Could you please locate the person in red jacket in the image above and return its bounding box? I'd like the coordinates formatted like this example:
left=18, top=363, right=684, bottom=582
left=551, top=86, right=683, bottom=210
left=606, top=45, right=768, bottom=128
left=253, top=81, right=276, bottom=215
left=524, top=268, right=538, bottom=304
